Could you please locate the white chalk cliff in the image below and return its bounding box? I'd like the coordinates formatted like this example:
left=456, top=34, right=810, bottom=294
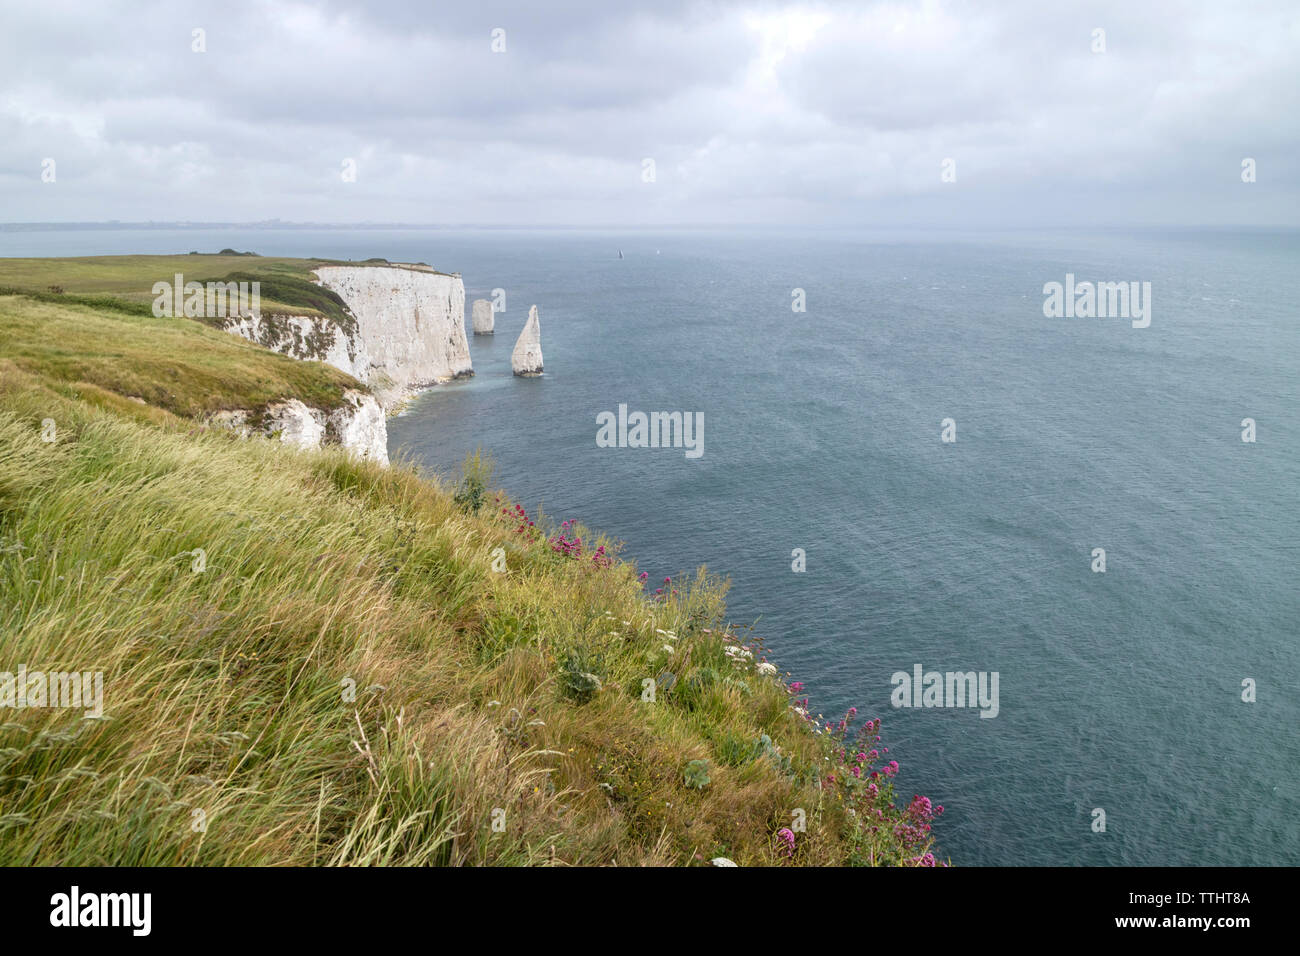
left=214, top=262, right=475, bottom=464
left=313, top=264, right=473, bottom=406
left=512, top=305, right=543, bottom=377
left=323, top=390, right=389, bottom=466
left=471, top=298, right=494, bottom=335
left=206, top=389, right=388, bottom=466
left=222, top=310, right=369, bottom=381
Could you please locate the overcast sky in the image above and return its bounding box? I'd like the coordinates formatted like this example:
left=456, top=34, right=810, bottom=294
left=1, top=0, right=1296, bottom=227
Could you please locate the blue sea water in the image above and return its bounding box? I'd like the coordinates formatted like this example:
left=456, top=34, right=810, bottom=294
left=5, top=226, right=1297, bottom=866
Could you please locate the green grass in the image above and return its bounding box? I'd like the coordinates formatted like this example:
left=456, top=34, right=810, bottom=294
left=0, top=292, right=362, bottom=418
left=190, top=271, right=355, bottom=332
left=0, top=254, right=453, bottom=320
left=0, top=283, right=943, bottom=867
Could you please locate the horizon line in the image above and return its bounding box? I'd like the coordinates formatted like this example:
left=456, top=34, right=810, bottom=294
left=2, top=221, right=1297, bottom=233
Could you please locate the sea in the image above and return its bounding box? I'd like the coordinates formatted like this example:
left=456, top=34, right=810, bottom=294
left=4, top=224, right=1297, bottom=866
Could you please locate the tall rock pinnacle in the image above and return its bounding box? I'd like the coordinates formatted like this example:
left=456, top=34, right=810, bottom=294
left=511, top=305, right=543, bottom=377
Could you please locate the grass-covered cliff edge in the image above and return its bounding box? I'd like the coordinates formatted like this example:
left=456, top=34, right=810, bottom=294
left=0, top=263, right=944, bottom=866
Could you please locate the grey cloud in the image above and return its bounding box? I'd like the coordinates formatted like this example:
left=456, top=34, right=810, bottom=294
left=0, top=0, right=1295, bottom=225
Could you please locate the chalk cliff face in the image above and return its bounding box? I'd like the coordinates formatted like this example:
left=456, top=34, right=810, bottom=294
left=218, top=263, right=473, bottom=407
left=471, top=298, right=494, bottom=334
left=206, top=389, right=389, bottom=466
left=324, top=390, right=389, bottom=465
left=313, top=265, right=473, bottom=407
left=512, top=305, right=543, bottom=377
left=222, top=311, right=370, bottom=382
left=212, top=262, right=475, bottom=464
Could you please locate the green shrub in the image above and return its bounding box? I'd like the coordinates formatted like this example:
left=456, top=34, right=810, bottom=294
left=453, top=448, right=495, bottom=514
left=683, top=759, right=711, bottom=790
left=560, top=647, right=604, bottom=704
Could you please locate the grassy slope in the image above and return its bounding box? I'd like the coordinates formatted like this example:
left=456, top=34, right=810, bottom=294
left=0, top=281, right=942, bottom=867
left=0, top=292, right=361, bottom=417
left=0, top=253, right=451, bottom=320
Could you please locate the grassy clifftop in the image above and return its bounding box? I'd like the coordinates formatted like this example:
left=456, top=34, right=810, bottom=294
left=0, top=252, right=449, bottom=322
left=0, top=274, right=943, bottom=866
left=0, top=291, right=362, bottom=418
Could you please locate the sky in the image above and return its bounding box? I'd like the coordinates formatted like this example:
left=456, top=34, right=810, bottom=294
left=1, top=0, right=1296, bottom=227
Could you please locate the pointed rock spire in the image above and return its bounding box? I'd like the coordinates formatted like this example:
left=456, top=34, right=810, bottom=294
left=471, top=298, right=494, bottom=335
left=512, top=305, right=543, bottom=377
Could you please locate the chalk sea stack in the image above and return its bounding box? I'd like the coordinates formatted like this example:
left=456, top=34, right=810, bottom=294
left=471, top=298, right=494, bottom=334
left=512, top=305, right=543, bottom=376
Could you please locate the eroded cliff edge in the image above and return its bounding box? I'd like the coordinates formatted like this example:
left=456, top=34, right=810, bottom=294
left=213, top=261, right=474, bottom=463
